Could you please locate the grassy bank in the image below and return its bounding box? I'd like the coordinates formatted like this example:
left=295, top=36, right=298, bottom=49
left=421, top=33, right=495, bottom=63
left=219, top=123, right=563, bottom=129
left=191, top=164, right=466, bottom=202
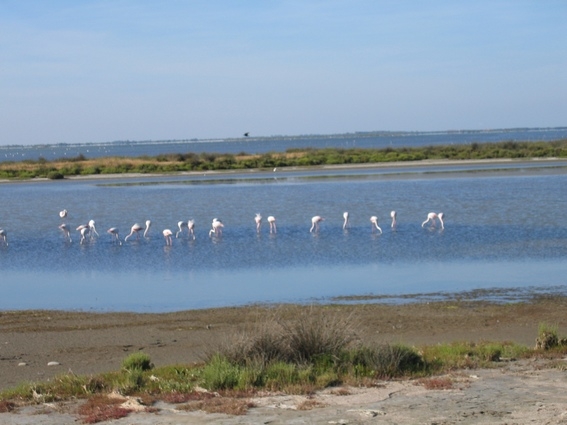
left=1, top=309, right=566, bottom=422
left=1, top=139, right=566, bottom=180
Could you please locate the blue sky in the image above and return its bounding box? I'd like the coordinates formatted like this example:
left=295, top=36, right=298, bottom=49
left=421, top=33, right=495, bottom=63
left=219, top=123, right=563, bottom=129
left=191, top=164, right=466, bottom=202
left=1, top=1, right=566, bottom=145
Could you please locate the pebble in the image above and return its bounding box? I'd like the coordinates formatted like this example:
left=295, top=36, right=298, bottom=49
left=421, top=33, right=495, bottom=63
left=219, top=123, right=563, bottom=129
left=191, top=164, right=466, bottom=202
left=18, top=362, right=27, bottom=367
left=47, top=361, right=60, bottom=366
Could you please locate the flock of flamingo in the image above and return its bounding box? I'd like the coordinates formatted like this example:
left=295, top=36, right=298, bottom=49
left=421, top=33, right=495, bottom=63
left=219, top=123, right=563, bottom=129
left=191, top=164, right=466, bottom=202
left=0, top=210, right=445, bottom=248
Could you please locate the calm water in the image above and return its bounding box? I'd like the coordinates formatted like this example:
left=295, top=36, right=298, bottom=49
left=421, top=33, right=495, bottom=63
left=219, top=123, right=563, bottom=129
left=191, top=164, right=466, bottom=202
left=1, top=161, right=566, bottom=312
left=1, top=127, right=567, bottom=163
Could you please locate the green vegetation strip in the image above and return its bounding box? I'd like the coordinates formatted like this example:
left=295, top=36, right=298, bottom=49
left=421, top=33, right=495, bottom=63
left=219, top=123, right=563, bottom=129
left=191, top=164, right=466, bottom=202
left=0, top=139, right=566, bottom=180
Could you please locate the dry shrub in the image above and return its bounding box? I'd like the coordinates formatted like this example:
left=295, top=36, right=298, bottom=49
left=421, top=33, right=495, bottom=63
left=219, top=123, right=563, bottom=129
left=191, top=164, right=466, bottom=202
left=297, top=399, right=327, bottom=410
left=161, top=391, right=215, bottom=404
left=77, top=395, right=133, bottom=424
left=282, top=308, right=358, bottom=363
left=330, top=387, right=351, bottom=396
left=0, top=400, right=16, bottom=413
left=416, top=376, right=454, bottom=390
left=215, top=307, right=358, bottom=366
left=178, top=397, right=255, bottom=416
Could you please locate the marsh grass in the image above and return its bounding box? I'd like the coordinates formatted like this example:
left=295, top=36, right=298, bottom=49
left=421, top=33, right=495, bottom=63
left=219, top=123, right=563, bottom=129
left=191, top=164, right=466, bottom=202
left=421, top=341, right=532, bottom=370
left=1, top=139, right=566, bottom=179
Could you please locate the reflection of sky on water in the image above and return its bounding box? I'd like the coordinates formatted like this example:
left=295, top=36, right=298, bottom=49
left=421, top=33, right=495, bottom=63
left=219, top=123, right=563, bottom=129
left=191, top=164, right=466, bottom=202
left=3, top=261, right=566, bottom=312
left=1, top=165, right=566, bottom=312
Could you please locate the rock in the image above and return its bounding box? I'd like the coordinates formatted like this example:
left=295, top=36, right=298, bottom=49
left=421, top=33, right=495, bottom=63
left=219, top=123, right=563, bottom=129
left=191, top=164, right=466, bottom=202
left=47, top=361, right=60, bottom=366
left=17, top=362, right=27, bottom=367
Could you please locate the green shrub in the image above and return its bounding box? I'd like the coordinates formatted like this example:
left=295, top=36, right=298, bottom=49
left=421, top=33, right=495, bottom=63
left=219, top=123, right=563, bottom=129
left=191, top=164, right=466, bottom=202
left=201, top=354, right=241, bottom=390
left=122, top=352, right=153, bottom=372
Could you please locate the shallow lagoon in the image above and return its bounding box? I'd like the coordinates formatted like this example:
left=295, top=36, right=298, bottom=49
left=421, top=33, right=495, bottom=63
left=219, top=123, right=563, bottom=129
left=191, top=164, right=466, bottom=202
left=1, top=161, right=566, bottom=312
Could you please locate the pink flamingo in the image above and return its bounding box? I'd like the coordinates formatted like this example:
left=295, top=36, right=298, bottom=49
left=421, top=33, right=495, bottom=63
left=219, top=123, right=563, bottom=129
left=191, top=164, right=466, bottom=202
left=390, top=210, right=397, bottom=228
left=59, top=224, right=72, bottom=242
left=176, top=221, right=187, bottom=238
left=267, top=216, right=276, bottom=234
left=310, top=216, right=324, bottom=233
left=422, top=212, right=445, bottom=229
left=209, top=218, right=224, bottom=237
left=343, top=212, right=350, bottom=230
left=59, top=209, right=67, bottom=219
left=254, top=213, right=262, bottom=232
left=107, top=227, right=122, bottom=245
left=187, top=219, right=196, bottom=240
left=125, top=223, right=143, bottom=241
left=143, top=220, right=152, bottom=238
left=370, top=216, right=382, bottom=234
left=0, top=228, right=7, bottom=246
left=77, top=225, right=90, bottom=244
left=163, top=229, right=173, bottom=246
left=88, top=220, right=99, bottom=238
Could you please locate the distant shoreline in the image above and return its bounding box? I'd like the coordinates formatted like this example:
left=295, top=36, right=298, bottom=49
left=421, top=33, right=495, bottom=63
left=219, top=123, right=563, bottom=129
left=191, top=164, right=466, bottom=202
left=2, top=157, right=566, bottom=184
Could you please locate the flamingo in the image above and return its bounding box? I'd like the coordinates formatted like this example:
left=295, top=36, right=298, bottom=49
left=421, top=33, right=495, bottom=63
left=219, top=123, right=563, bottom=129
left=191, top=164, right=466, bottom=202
left=88, top=220, right=99, bottom=238
left=254, top=213, right=262, bottom=232
left=176, top=221, right=187, bottom=238
left=310, top=216, right=324, bottom=233
left=390, top=210, right=397, bottom=228
left=59, top=223, right=72, bottom=242
left=267, top=216, right=276, bottom=234
left=143, top=220, right=152, bottom=238
left=59, top=209, right=68, bottom=219
left=209, top=218, right=224, bottom=237
left=343, top=212, right=350, bottom=230
left=79, top=226, right=90, bottom=244
left=124, top=223, right=144, bottom=241
left=187, top=219, right=196, bottom=240
left=163, top=229, right=173, bottom=246
left=422, top=212, right=445, bottom=230
left=107, top=227, right=122, bottom=245
left=0, top=229, right=7, bottom=246
left=370, top=216, right=382, bottom=234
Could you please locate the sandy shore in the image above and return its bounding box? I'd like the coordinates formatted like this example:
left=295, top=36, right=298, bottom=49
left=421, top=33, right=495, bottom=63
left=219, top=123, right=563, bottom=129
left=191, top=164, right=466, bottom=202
left=2, top=298, right=567, bottom=423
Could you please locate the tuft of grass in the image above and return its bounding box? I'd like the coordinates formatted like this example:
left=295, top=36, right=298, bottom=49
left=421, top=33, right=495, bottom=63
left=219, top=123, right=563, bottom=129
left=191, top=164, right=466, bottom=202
left=122, top=352, right=153, bottom=372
